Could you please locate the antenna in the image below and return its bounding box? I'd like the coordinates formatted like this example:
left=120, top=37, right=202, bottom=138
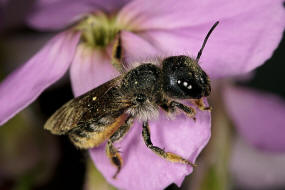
left=196, top=21, right=219, bottom=62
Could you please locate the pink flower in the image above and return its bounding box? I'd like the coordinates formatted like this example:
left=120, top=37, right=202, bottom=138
left=224, top=85, right=285, bottom=152
left=231, top=136, right=285, bottom=189
left=221, top=76, right=285, bottom=188
left=0, top=0, right=284, bottom=189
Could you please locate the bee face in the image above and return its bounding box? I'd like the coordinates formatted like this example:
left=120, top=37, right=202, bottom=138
left=162, top=55, right=211, bottom=99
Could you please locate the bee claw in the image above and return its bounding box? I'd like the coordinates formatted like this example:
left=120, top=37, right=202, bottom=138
left=112, top=173, right=118, bottom=179
left=112, top=167, right=121, bottom=179
left=203, top=106, right=212, bottom=111
left=186, top=160, right=198, bottom=167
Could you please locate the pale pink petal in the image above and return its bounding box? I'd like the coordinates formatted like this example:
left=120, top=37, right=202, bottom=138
left=119, top=0, right=285, bottom=78
left=27, top=1, right=94, bottom=31
left=0, top=31, right=80, bottom=125
left=230, top=137, right=285, bottom=189
left=90, top=108, right=211, bottom=190
left=223, top=85, right=285, bottom=152
left=70, top=44, right=119, bottom=97
left=27, top=0, right=131, bottom=31
left=120, top=31, right=161, bottom=64
left=86, top=0, right=131, bottom=13
left=118, top=0, right=204, bottom=30
left=119, top=0, right=284, bottom=31
left=35, top=0, right=130, bottom=13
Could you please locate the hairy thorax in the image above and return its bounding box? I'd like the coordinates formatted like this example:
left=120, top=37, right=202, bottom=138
left=121, top=64, right=163, bottom=121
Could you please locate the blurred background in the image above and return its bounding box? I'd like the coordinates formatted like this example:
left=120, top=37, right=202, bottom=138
left=0, top=1, right=284, bottom=190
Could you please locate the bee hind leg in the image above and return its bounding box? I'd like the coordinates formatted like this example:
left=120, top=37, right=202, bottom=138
left=106, top=115, right=134, bottom=179
left=106, top=141, right=123, bottom=179
left=142, top=121, right=197, bottom=168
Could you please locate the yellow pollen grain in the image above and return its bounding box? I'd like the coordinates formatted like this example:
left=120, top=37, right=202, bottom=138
left=92, top=97, right=97, bottom=101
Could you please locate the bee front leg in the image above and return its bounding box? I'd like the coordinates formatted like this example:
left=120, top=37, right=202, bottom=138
left=106, top=115, right=134, bottom=179
left=142, top=121, right=197, bottom=167
left=161, top=101, right=196, bottom=121
left=191, top=98, right=212, bottom=111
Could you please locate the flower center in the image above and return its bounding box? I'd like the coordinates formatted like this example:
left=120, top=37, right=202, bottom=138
left=76, top=12, right=120, bottom=49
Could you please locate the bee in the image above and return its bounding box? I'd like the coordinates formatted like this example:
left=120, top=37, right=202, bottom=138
left=44, top=21, right=219, bottom=179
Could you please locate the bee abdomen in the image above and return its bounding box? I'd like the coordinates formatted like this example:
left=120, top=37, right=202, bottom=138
left=67, top=114, right=127, bottom=149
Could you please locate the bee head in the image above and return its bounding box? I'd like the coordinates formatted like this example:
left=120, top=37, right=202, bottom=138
left=161, top=21, right=218, bottom=99
left=162, top=55, right=211, bottom=99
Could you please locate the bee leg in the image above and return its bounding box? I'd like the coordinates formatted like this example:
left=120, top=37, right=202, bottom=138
left=106, top=115, right=134, bottom=179
left=162, top=101, right=196, bottom=121
left=111, top=33, right=125, bottom=73
left=142, top=121, right=197, bottom=167
left=191, top=98, right=212, bottom=111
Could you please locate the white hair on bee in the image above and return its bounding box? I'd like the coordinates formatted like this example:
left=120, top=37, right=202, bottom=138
left=126, top=99, right=159, bottom=121
left=124, top=56, right=162, bottom=70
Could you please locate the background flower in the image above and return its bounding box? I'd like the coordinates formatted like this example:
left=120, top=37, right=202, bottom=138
left=230, top=136, right=285, bottom=190
left=224, top=85, right=285, bottom=152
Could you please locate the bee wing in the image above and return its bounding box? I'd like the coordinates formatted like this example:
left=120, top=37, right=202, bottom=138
left=44, top=98, right=86, bottom=135
left=44, top=76, right=131, bottom=135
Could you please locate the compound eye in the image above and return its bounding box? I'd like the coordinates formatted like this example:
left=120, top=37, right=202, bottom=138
left=177, top=80, right=192, bottom=90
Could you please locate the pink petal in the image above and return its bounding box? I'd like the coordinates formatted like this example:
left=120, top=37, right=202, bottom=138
left=118, top=0, right=204, bottom=30
left=70, top=44, right=119, bottom=97
left=90, top=108, right=211, bottom=190
left=230, top=137, right=285, bottom=189
left=27, top=1, right=94, bottom=31
left=27, top=0, right=131, bottom=31
left=119, top=0, right=285, bottom=78
left=85, top=0, right=131, bottom=13
left=0, top=31, right=80, bottom=126
left=223, top=85, right=285, bottom=152
left=120, top=31, right=161, bottom=64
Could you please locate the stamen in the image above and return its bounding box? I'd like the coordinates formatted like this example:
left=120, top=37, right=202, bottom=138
left=76, top=12, right=120, bottom=49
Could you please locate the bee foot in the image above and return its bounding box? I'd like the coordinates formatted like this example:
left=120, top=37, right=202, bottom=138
left=202, top=106, right=212, bottom=111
